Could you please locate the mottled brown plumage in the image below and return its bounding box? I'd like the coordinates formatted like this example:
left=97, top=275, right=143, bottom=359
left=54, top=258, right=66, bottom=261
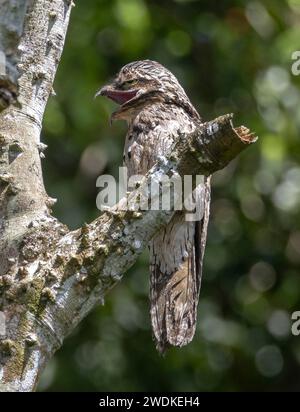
left=97, top=60, right=210, bottom=353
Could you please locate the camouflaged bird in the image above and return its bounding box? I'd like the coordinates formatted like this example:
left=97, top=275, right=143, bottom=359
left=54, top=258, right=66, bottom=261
left=96, top=60, right=211, bottom=353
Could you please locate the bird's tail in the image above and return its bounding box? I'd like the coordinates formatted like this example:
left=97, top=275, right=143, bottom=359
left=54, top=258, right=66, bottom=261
left=149, top=180, right=210, bottom=353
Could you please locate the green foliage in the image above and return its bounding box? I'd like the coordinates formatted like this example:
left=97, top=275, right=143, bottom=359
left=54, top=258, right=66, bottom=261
left=39, top=0, right=300, bottom=391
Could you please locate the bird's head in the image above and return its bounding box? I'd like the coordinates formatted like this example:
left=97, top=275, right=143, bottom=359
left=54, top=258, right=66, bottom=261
left=95, top=60, right=199, bottom=122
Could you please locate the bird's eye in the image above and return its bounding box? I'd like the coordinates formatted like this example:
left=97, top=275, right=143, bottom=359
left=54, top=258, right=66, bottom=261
left=121, top=79, right=137, bottom=89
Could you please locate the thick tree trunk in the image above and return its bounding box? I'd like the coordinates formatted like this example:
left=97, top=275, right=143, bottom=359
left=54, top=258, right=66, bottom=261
left=0, top=1, right=257, bottom=392
left=0, top=0, right=73, bottom=392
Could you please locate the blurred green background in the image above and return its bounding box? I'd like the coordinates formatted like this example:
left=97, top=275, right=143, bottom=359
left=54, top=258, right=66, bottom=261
left=38, top=0, right=300, bottom=391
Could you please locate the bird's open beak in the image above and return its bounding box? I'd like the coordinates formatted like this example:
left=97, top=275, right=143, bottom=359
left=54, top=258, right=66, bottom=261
left=94, top=85, right=138, bottom=105
left=94, top=86, right=108, bottom=99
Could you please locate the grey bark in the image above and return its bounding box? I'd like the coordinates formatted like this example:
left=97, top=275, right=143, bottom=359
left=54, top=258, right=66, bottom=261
left=0, top=0, right=257, bottom=392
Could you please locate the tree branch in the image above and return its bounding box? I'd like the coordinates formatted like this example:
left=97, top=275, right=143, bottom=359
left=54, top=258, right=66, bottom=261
left=0, top=0, right=257, bottom=392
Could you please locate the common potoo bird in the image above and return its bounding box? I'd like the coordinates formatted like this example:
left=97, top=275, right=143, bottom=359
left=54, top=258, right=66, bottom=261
left=96, top=60, right=210, bottom=353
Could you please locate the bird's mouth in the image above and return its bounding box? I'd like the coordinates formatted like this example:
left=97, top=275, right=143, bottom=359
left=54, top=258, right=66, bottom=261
left=95, top=86, right=138, bottom=105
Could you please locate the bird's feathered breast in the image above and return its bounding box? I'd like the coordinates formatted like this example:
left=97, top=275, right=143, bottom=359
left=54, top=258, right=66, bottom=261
left=124, top=102, right=196, bottom=176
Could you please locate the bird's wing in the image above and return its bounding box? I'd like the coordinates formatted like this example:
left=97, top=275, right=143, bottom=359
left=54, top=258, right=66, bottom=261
left=149, top=178, right=210, bottom=353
